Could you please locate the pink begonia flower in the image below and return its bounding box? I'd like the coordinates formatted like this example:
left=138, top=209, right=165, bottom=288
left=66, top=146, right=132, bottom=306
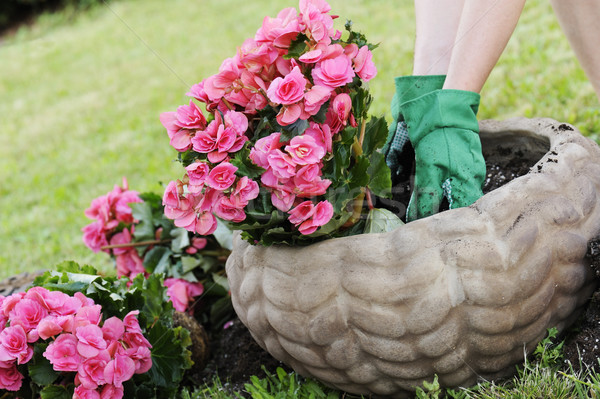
left=125, top=345, right=153, bottom=374
left=123, top=311, right=142, bottom=333
left=44, top=333, right=81, bottom=371
left=82, top=221, right=109, bottom=253
left=186, top=162, right=210, bottom=188
left=10, top=298, right=48, bottom=332
left=37, top=316, right=65, bottom=340
left=162, top=180, right=185, bottom=210
left=74, top=305, right=102, bottom=329
left=238, top=38, right=278, bottom=73
left=123, top=330, right=152, bottom=354
left=115, top=250, right=145, bottom=279
left=303, top=85, right=331, bottom=115
left=102, top=317, right=125, bottom=343
left=206, top=162, right=238, bottom=191
left=288, top=201, right=316, bottom=225
left=353, top=45, right=377, bottom=81
left=267, top=149, right=297, bottom=179
left=249, top=133, right=283, bottom=169
left=298, top=200, right=334, bottom=235
left=100, top=383, right=124, bottom=399
left=25, top=287, right=80, bottom=316
left=164, top=278, right=204, bottom=313
left=185, top=236, right=208, bottom=255
left=195, top=211, right=218, bottom=236
left=344, top=42, right=359, bottom=59
left=213, top=196, right=247, bottom=223
left=202, top=58, right=241, bottom=101
left=275, top=103, right=303, bottom=126
left=76, top=324, right=107, bottom=358
left=74, top=385, right=101, bottom=399
left=299, top=0, right=335, bottom=43
left=303, top=122, right=333, bottom=153
left=77, top=350, right=110, bottom=389
left=312, top=54, right=355, bottom=88
left=267, top=66, right=307, bottom=105
left=75, top=292, right=96, bottom=308
left=186, top=81, right=209, bottom=103
left=0, top=325, right=32, bottom=364
left=0, top=363, right=23, bottom=391
left=285, top=134, right=326, bottom=165
left=191, top=119, right=220, bottom=154
left=255, top=7, right=301, bottom=49
left=231, top=177, right=260, bottom=207
left=1, top=292, right=24, bottom=318
left=271, top=187, right=296, bottom=212
left=299, top=48, right=323, bottom=64
left=104, top=353, right=135, bottom=388
left=108, top=227, right=133, bottom=256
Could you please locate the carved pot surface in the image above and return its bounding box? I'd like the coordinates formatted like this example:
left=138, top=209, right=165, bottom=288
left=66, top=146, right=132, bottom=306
left=226, top=118, right=600, bottom=398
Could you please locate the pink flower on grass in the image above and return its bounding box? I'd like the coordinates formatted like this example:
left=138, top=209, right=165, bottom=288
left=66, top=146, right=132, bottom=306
left=164, top=278, right=204, bottom=313
left=312, top=54, right=355, bottom=88
left=44, top=333, right=81, bottom=372
left=255, top=7, right=301, bottom=49
left=0, top=363, right=23, bottom=391
left=206, top=162, right=238, bottom=191
left=0, top=325, right=32, bottom=364
left=285, top=134, right=326, bottom=165
left=82, top=221, right=109, bottom=253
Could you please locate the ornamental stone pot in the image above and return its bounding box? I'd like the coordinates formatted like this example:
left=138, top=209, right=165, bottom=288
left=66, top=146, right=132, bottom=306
left=226, top=117, right=600, bottom=398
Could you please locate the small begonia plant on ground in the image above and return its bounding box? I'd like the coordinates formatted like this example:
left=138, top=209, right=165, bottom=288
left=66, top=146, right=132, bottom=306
left=0, top=262, right=192, bottom=398
left=160, top=0, right=402, bottom=246
left=82, top=179, right=234, bottom=331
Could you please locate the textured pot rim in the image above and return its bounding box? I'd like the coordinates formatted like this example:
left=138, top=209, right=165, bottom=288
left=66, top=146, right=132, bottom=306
left=227, top=117, right=600, bottom=398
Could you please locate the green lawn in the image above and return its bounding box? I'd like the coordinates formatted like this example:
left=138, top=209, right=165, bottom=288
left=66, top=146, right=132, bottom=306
left=0, top=0, right=599, bottom=280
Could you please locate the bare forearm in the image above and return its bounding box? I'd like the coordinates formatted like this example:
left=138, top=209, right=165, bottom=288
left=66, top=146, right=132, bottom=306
left=550, top=0, right=600, bottom=101
left=444, top=0, right=526, bottom=92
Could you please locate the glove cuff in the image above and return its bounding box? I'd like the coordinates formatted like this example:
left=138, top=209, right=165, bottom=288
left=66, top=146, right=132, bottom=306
left=401, top=89, right=481, bottom=146
left=392, top=75, right=446, bottom=105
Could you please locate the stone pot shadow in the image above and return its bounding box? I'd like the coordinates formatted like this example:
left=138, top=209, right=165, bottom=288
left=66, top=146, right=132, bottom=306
left=226, top=117, right=600, bottom=398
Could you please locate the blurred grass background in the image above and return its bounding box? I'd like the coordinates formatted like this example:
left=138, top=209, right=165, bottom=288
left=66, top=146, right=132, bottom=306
left=0, top=0, right=598, bottom=279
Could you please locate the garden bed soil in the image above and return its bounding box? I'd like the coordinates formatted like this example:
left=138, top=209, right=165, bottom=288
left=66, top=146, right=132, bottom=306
left=1, top=150, right=599, bottom=397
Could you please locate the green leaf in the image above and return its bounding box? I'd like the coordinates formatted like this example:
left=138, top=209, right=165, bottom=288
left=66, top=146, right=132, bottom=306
left=364, top=208, right=404, bottom=234
left=211, top=272, right=230, bottom=292
left=181, top=255, right=202, bottom=273
left=146, top=323, right=192, bottom=388
left=141, top=274, right=171, bottom=321
left=280, top=118, right=310, bottom=141
left=230, top=145, right=265, bottom=180
left=143, top=246, right=172, bottom=275
left=213, top=221, right=233, bottom=250
left=39, top=385, right=74, bottom=399
left=367, top=150, right=393, bottom=198
left=348, top=155, right=370, bottom=190
left=28, top=344, right=59, bottom=386
left=170, top=227, right=190, bottom=252
left=284, top=33, right=309, bottom=59
left=362, top=116, right=389, bottom=155
left=210, top=296, right=234, bottom=329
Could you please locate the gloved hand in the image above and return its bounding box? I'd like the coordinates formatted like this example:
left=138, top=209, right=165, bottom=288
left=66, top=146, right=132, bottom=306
left=400, top=89, right=486, bottom=221
left=383, top=75, right=446, bottom=184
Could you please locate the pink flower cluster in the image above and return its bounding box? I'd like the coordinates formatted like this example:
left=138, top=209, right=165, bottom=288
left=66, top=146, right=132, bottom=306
left=161, top=0, right=376, bottom=236
left=164, top=278, right=204, bottom=313
left=82, top=178, right=144, bottom=279
left=0, top=287, right=152, bottom=397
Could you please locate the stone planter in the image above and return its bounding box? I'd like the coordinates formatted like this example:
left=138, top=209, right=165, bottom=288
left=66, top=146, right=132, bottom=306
left=226, top=117, right=600, bottom=398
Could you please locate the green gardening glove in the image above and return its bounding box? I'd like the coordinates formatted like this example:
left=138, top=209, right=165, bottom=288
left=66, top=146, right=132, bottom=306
left=383, top=75, right=446, bottom=183
left=401, top=89, right=486, bottom=221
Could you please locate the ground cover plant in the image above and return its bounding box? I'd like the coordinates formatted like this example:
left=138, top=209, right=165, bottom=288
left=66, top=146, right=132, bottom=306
left=2, top=0, right=600, bottom=398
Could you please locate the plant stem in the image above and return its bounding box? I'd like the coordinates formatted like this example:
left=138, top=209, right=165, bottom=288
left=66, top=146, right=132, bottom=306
left=100, top=239, right=172, bottom=250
